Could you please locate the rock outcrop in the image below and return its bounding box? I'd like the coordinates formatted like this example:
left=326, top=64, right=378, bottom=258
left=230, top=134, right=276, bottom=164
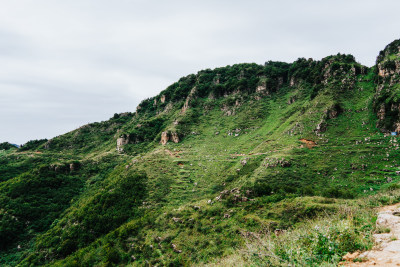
left=44, top=140, right=52, bottom=149
left=160, top=95, right=166, bottom=103
left=182, top=87, right=197, bottom=113
left=327, top=107, right=339, bottom=119
left=171, top=132, right=180, bottom=143
left=377, top=103, right=386, bottom=121
left=256, top=81, right=268, bottom=93
left=49, top=162, right=80, bottom=174
left=213, top=188, right=251, bottom=204
left=160, top=132, right=169, bottom=145
left=117, top=136, right=129, bottom=152
left=315, top=120, right=327, bottom=133
left=314, top=104, right=341, bottom=133
left=374, top=39, right=400, bottom=132
left=221, top=104, right=235, bottom=116
left=342, top=203, right=400, bottom=266
left=321, top=58, right=358, bottom=90
left=377, top=41, right=400, bottom=78
left=263, top=157, right=291, bottom=168
left=160, top=131, right=180, bottom=145
left=289, top=77, right=297, bottom=87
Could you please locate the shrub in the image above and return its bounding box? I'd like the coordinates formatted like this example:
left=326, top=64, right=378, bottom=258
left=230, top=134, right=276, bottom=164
left=322, top=187, right=355, bottom=199
left=19, top=139, right=47, bottom=151
left=0, top=142, right=17, bottom=150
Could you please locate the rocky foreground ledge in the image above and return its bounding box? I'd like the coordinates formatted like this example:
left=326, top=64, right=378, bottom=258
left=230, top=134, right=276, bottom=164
left=343, top=203, right=400, bottom=266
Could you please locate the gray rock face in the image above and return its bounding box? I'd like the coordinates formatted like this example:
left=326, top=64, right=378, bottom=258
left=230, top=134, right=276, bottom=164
left=315, top=120, right=327, bottom=133
left=117, top=137, right=128, bottom=152
left=353, top=205, right=400, bottom=265
left=377, top=56, right=400, bottom=78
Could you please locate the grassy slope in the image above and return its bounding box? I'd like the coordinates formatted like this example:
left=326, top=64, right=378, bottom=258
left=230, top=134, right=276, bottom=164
left=47, top=74, right=400, bottom=266
left=1, top=44, right=400, bottom=266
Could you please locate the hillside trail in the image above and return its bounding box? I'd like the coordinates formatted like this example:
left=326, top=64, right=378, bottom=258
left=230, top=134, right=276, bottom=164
left=343, top=203, right=400, bottom=266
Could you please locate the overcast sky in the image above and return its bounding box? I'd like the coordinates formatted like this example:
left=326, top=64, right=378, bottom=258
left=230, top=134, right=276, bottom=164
left=1, top=0, right=399, bottom=145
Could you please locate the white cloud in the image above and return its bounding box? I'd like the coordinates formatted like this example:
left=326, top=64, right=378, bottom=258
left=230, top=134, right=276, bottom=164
left=0, top=0, right=400, bottom=144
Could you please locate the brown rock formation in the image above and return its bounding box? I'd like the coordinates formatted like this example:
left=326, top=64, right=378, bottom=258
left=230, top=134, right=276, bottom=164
left=160, top=131, right=180, bottom=145
left=160, top=132, right=169, bottom=145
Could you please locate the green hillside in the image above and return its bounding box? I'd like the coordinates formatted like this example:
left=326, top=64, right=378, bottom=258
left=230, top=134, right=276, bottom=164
left=1, top=39, right=400, bottom=266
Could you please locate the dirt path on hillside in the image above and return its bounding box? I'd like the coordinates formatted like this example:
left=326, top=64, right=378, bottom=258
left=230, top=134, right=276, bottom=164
left=343, top=203, right=400, bottom=266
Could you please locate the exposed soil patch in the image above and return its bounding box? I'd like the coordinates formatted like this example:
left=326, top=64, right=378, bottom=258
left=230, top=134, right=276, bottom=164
left=299, top=139, right=317, bottom=148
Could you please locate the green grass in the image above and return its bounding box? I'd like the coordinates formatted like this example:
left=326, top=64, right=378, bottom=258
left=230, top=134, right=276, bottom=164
left=1, top=44, right=400, bottom=266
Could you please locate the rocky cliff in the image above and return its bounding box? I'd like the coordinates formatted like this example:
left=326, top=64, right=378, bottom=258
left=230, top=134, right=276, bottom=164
left=375, top=39, right=400, bottom=132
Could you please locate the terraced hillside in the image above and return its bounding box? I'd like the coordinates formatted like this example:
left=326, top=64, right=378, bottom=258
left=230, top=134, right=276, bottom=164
left=1, top=39, right=400, bottom=266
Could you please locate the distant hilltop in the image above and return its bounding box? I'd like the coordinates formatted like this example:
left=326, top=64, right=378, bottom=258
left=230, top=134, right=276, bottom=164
left=0, top=142, right=19, bottom=150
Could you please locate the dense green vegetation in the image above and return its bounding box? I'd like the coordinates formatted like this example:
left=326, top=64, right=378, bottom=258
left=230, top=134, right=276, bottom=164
left=0, top=142, right=17, bottom=151
left=1, top=39, right=400, bottom=266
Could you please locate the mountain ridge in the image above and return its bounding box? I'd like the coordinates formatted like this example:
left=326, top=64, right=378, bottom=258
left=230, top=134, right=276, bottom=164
left=1, top=39, right=400, bottom=266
